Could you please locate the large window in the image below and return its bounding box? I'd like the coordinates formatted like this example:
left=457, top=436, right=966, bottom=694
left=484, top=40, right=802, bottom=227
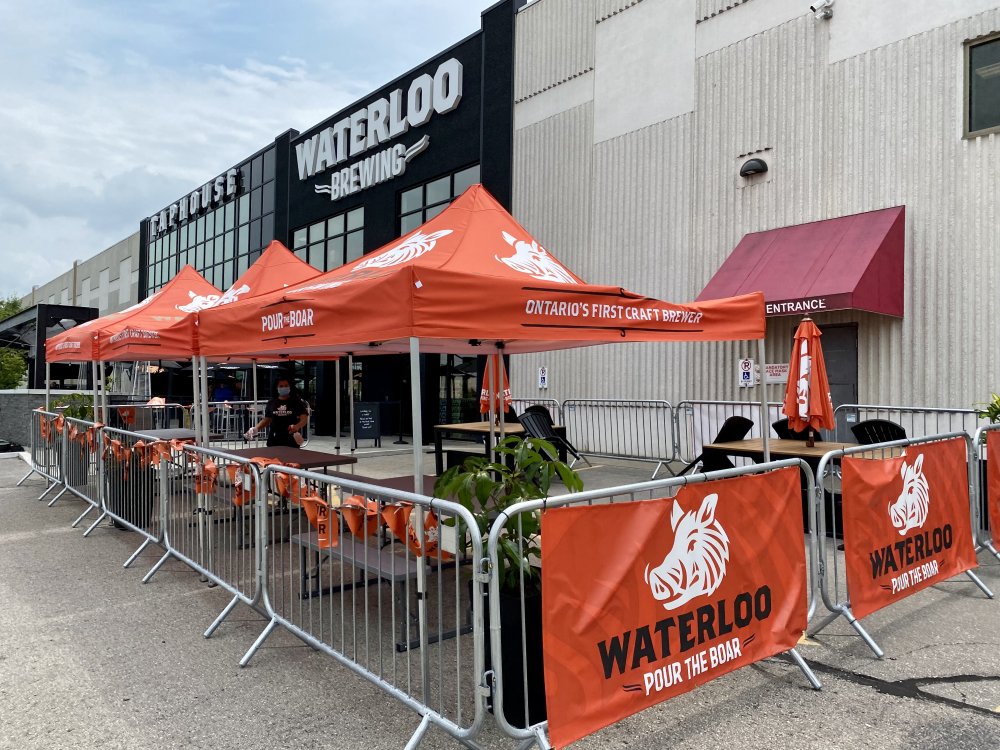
left=399, top=165, right=480, bottom=234
left=966, top=34, right=1000, bottom=137
left=292, top=206, right=364, bottom=271
left=145, top=147, right=276, bottom=294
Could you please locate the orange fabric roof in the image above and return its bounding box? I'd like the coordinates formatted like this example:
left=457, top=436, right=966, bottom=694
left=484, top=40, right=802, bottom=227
left=198, top=185, right=765, bottom=358
left=207, top=240, right=319, bottom=308
left=46, top=265, right=220, bottom=362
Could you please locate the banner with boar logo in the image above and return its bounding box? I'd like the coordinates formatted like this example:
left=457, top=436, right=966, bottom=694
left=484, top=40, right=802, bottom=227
left=540, top=468, right=806, bottom=748
left=841, top=437, right=977, bottom=620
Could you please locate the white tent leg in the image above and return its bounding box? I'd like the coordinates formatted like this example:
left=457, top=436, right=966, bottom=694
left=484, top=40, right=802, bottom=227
left=45, top=362, right=51, bottom=411
left=99, top=360, right=108, bottom=421
left=758, top=336, right=770, bottom=462
left=335, top=358, right=342, bottom=454
left=199, top=356, right=211, bottom=447
left=348, top=353, right=355, bottom=453
left=409, top=337, right=430, bottom=703
left=191, top=359, right=203, bottom=445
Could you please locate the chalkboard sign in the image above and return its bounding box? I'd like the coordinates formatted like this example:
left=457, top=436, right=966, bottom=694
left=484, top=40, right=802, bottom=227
left=353, top=402, right=381, bottom=448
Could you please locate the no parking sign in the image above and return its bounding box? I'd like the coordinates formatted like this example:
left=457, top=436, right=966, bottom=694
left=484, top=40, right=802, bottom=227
left=737, top=358, right=759, bottom=388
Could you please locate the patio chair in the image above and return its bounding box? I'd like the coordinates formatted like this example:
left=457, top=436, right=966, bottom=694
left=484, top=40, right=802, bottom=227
left=850, top=419, right=906, bottom=445
left=518, top=410, right=591, bottom=468
left=772, top=417, right=810, bottom=441
left=677, top=415, right=754, bottom=476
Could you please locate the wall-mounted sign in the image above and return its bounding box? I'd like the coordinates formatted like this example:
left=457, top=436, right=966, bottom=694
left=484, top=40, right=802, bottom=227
left=765, top=297, right=829, bottom=316
left=737, top=357, right=760, bottom=388
left=538, top=366, right=548, bottom=389
left=764, top=363, right=789, bottom=384
left=294, top=57, right=463, bottom=202
left=149, top=168, right=241, bottom=236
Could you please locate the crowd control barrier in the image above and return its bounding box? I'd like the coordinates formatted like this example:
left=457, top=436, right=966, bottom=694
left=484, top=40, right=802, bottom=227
left=832, top=404, right=981, bottom=444
left=973, top=423, right=1000, bottom=562
left=85, top=426, right=170, bottom=568
left=60, top=416, right=104, bottom=528
left=143, top=444, right=266, bottom=635
left=674, top=400, right=784, bottom=465
left=511, top=398, right=562, bottom=424
left=486, top=459, right=821, bottom=749
left=241, top=465, right=487, bottom=749
left=810, top=433, right=992, bottom=658
left=20, top=409, right=66, bottom=500
left=561, top=399, right=675, bottom=478
left=106, top=402, right=188, bottom=433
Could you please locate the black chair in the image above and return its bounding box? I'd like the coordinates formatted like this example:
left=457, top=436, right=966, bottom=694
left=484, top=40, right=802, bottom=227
left=518, top=410, right=590, bottom=467
left=772, top=417, right=810, bottom=441
left=678, top=415, right=754, bottom=476
left=521, top=404, right=553, bottom=424
left=851, top=419, right=906, bottom=445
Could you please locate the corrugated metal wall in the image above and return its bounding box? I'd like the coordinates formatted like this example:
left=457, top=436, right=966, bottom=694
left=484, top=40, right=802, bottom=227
left=512, top=3, right=1000, bottom=410
left=514, top=0, right=595, bottom=101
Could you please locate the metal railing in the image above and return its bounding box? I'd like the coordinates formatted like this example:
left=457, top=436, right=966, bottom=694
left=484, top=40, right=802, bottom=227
left=832, top=404, right=982, bottom=444
left=674, top=399, right=785, bottom=465
left=61, top=416, right=104, bottom=528
left=511, top=398, right=562, bottom=424
left=560, top=399, right=674, bottom=478
left=810, top=432, right=992, bottom=659
left=20, top=409, right=64, bottom=500
left=105, top=402, right=189, bottom=432
left=241, top=465, right=488, bottom=749
left=485, top=459, right=821, bottom=747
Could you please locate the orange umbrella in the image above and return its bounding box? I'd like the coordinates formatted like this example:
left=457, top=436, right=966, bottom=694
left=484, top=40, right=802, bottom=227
left=782, top=317, right=835, bottom=437
left=479, top=354, right=512, bottom=418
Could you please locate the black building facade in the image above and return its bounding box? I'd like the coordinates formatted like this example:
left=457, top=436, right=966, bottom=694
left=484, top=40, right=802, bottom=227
left=138, top=0, right=521, bottom=437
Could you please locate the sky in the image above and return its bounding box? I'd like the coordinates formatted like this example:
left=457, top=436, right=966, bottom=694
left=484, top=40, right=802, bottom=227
left=0, top=0, right=498, bottom=300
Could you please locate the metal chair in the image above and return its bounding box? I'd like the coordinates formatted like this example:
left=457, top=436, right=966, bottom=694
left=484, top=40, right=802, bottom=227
left=678, top=415, right=754, bottom=475
left=517, top=410, right=590, bottom=468
left=772, top=417, right=810, bottom=441
left=850, top=419, right=906, bottom=445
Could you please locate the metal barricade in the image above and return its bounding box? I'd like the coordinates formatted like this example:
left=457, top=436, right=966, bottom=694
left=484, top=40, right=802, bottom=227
left=20, top=409, right=64, bottom=499
left=205, top=400, right=272, bottom=450
left=674, top=400, right=784, bottom=464
left=60, top=416, right=104, bottom=528
left=560, top=399, right=675, bottom=478
left=511, top=398, right=562, bottom=424
left=244, top=466, right=486, bottom=749
left=833, top=403, right=982, bottom=443
left=84, top=426, right=168, bottom=569
left=143, top=444, right=266, bottom=636
left=486, top=460, right=821, bottom=748
left=810, top=432, right=992, bottom=659
left=973, top=423, right=1000, bottom=561
left=106, top=402, right=188, bottom=432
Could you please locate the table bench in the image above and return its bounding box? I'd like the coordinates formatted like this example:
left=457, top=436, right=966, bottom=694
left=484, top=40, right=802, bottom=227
left=291, top=530, right=470, bottom=651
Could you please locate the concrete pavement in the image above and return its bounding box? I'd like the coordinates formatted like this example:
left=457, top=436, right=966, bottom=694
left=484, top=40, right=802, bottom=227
left=3, top=450, right=1000, bottom=749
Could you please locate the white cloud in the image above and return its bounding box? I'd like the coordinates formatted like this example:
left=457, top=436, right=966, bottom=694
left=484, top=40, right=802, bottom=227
left=0, top=0, right=492, bottom=300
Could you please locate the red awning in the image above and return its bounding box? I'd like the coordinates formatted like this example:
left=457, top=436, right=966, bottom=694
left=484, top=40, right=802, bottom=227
left=697, top=206, right=905, bottom=317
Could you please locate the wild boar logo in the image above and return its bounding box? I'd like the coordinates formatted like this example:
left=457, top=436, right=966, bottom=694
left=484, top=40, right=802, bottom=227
left=496, top=231, right=578, bottom=284
left=888, top=454, right=929, bottom=536
left=645, top=493, right=730, bottom=610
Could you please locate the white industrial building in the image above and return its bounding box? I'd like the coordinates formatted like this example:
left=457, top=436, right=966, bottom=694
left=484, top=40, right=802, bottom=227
left=508, top=0, right=1000, bottom=415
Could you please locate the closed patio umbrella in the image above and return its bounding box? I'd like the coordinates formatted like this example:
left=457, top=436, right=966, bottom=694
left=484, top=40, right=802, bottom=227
left=479, top=353, right=512, bottom=421
left=782, top=317, right=835, bottom=442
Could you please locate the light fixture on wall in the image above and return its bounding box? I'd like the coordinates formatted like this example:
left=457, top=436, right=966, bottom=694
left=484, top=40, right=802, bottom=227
left=739, top=158, right=769, bottom=178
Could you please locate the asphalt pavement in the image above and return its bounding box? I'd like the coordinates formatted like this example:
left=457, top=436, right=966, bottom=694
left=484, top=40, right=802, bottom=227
left=3, top=448, right=1000, bottom=750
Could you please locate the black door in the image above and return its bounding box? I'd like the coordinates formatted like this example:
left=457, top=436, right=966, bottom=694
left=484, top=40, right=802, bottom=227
left=818, top=323, right=858, bottom=439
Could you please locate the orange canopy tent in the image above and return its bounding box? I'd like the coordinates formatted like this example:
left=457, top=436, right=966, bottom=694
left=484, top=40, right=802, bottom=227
left=46, top=265, right=222, bottom=364
left=198, top=185, right=764, bottom=359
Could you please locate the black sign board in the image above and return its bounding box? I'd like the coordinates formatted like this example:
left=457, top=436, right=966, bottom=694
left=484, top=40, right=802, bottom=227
left=354, top=402, right=381, bottom=448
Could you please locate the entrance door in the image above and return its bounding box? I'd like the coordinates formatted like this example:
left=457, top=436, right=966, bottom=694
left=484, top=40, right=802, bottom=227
left=819, top=323, right=858, bottom=439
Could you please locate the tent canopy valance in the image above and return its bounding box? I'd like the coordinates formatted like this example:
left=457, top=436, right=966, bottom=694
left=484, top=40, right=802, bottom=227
left=198, top=185, right=766, bottom=359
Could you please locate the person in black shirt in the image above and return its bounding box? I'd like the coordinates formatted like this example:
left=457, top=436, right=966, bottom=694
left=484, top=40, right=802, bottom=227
left=244, top=377, right=309, bottom=448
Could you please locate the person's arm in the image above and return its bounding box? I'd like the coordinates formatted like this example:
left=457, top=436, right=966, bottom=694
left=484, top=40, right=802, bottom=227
left=288, top=406, right=309, bottom=433
left=245, top=415, right=271, bottom=439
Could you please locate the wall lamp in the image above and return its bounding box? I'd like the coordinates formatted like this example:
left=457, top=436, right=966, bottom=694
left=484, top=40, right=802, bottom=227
left=739, top=158, right=769, bottom=177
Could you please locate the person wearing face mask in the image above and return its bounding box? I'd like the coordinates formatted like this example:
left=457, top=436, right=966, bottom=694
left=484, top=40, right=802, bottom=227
left=244, top=377, right=309, bottom=448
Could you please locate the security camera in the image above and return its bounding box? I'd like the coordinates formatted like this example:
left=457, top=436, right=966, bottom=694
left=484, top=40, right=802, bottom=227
left=809, top=0, right=833, bottom=19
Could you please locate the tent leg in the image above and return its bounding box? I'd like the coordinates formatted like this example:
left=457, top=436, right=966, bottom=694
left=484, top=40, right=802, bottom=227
left=200, top=356, right=211, bottom=448
left=409, top=337, right=430, bottom=704
left=349, top=354, right=356, bottom=453
left=334, top=358, right=341, bottom=454
left=45, top=362, right=51, bottom=411
left=758, top=336, right=770, bottom=462
left=191, top=359, right=203, bottom=445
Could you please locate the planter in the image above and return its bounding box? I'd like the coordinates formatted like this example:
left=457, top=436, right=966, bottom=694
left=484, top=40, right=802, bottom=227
left=104, top=459, right=156, bottom=529
left=64, top=443, right=90, bottom=487
left=482, top=583, right=547, bottom=729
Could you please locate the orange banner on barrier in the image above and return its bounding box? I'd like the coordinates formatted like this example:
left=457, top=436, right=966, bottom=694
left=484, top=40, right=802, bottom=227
left=841, top=437, right=977, bottom=621
left=986, top=432, right=1000, bottom=541
left=540, top=468, right=806, bottom=748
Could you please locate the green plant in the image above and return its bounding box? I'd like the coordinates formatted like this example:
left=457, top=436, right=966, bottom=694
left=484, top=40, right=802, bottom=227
left=975, top=393, right=1000, bottom=424
left=435, top=435, right=583, bottom=590
left=52, top=392, right=94, bottom=421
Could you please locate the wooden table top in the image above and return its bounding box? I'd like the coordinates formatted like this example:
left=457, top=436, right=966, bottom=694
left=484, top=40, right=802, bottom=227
left=434, top=421, right=526, bottom=435
left=219, top=446, right=358, bottom=470
left=323, top=472, right=438, bottom=496
left=705, top=438, right=856, bottom=459
left=133, top=428, right=198, bottom=441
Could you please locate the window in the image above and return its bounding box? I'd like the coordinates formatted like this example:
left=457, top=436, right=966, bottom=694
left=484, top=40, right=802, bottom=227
left=399, top=165, right=479, bottom=234
left=966, top=34, right=1000, bottom=137
left=292, top=206, right=364, bottom=271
